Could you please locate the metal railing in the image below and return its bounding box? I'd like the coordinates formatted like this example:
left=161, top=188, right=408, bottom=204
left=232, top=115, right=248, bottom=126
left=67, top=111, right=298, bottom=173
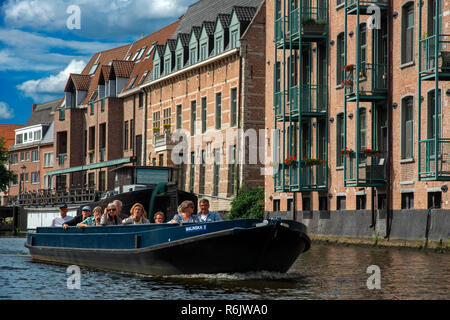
left=419, top=138, right=450, bottom=179
left=419, top=34, right=450, bottom=75
left=344, top=151, right=387, bottom=186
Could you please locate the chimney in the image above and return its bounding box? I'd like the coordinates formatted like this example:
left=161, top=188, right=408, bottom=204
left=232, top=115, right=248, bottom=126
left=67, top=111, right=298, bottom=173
left=32, top=104, right=37, bottom=112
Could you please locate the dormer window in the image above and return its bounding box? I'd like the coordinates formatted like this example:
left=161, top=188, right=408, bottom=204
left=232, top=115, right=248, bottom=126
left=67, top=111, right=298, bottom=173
left=230, top=29, right=239, bottom=49
left=190, top=47, right=197, bottom=65
left=153, top=63, right=160, bottom=79
left=16, top=134, right=23, bottom=144
left=200, top=43, right=208, bottom=60
left=176, top=53, right=183, bottom=71
left=215, top=36, right=223, bottom=55
left=164, top=58, right=171, bottom=75
left=145, top=44, right=155, bottom=59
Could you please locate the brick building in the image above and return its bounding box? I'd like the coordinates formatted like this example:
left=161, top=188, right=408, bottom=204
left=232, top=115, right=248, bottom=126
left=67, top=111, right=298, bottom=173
left=1, top=124, right=24, bottom=205
left=264, top=0, right=449, bottom=218
left=8, top=99, right=60, bottom=197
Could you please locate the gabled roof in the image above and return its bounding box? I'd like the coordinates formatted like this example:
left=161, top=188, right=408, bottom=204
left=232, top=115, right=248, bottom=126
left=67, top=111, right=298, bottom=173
left=201, top=21, right=216, bottom=36
left=99, top=65, right=112, bottom=84
left=165, top=39, right=177, bottom=52
left=64, top=74, right=90, bottom=92
left=177, top=33, right=190, bottom=48
left=111, top=60, right=135, bottom=78
left=233, top=6, right=258, bottom=22
left=154, top=45, right=166, bottom=59
left=190, top=26, right=202, bottom=40
left=217, top=13, right=232, bottom=29
left=25, top=99, right=61, bottom=126
left=174, top=0, right=263, bottom=36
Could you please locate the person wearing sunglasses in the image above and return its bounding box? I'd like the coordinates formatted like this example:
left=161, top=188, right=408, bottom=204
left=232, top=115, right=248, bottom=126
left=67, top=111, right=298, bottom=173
left=100, top=203, right=122, bottom=225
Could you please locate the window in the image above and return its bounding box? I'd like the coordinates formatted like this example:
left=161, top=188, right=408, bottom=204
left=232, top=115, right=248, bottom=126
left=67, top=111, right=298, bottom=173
left=189, top=152, right=195, bottom=192
left=337, top=33, right=345, bottom=84
left=10, top=153, right=18, bottom=165
left=33, top=130, right=41, bottom=141
left=230, top=29, right=239, bottom=49
left=199, top=150, right=206, bottom=194
left=25, top=152, right=29, bottom=161
left=16, top=134, right=23, bottom=144
left=359, top=24, right=367, bottom=71
left=228, top=145, right=236, bottom=195
left=213, top=148, right=220, bottom=196
left=159, top=153, right=164, bottom=166
left=20, top=152, right=24, bottom=162
left=88, top=173, right=95, bottom=188
left=358, top=108, right=366, bottom=163
left=402, top=3, right=414, bottom=64
left=201, top=97, right=207, bottom=133
left=428, top=192, right=441, bottom=209
left=191, top=100, right=197, bottom=136
left=215, top=36, right=223, bottom=55
left=215, top=92, right=222, bottom=130
left=427, top=89, right=441, bottom=141
left=44, top=152, right=53, bottom=168
left=336, top=113, right=345, bottom=166
left=89, top=63, right=99, bottom=75
left=130, top=119, right=134, bottom=150
left=124, top=121, right=129, bottom=150
left=163, top=107, right=171, bottom=126
left=319, top=195, right=328, bottom=211
left=89, top=126, right=96, bottom=151
left=153, top=111, right=161, bottom=131
left=273, top=199, right=280, bottom=212
left=127, top=76, right=137, bottom=90
left=190, top=47, right=197, bottom=65
left=287, top=198, right=294, bottom=212
left=164, top=58, right=171, bottom=75
left=401, top=192, right=414, bottom=209
left=136, top=46, right=146, bottom=61
left=401, top=96, right=414, bottom=159
left=31, top=172, right=40, bottom=184
left=99, top=171, right=106, bottom=192
left=230, top=88, right=237, bottom=127
left=90, top=102, right=94, bottom=115
left=145, top=44, right=155, bottom=59
left=428, top=0, right=442, bottom=36
left=31, top=150, right=39, bottom=162
left=153, top=63, right=160, bottom=79
left=302, top=195, right=311, bottom=211
left=44, top=175, right=52, bottom=189
left=337, top=196, right=346, bottom=210
left=176, top=53, right=183, bottom=71
left=139, top=71, right=149, bottom=85
left=176, top=105, right=182, bottom=129
left=200, top=43, right=208, bottom=60
left=356, top=195, right=367, bottom=210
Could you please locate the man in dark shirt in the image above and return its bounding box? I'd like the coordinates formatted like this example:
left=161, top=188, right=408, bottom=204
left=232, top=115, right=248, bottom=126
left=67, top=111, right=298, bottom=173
left=63, top=206, right=92, bottom=229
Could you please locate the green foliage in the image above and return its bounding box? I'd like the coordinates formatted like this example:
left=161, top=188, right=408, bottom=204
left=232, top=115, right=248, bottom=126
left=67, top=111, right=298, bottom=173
left=0, top=137, right=14, bottom=192
left=228, top=186, right=265, bottom=220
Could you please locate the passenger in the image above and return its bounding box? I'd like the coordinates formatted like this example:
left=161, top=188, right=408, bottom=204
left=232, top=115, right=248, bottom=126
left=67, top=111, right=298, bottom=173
left=198, top=198, right=222, bottom=222
left=113, top=199, right=128, bottom=219
left=170, top=200, right=199, bottom=224
left=77, top=206, right=102, bottom=228
left=51, top=203, right=73, bottom=227
left=122, top=203, right=150, bottom=225
left=100, top=203, right=122, bottom=225
left=63, top=205, right=92, bottom=229
left=153, top=211, right=165, bottom=223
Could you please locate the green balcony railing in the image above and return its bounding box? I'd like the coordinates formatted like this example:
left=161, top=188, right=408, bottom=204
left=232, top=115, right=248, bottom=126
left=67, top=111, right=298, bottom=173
left=344, top=151, right=387, bottom=186
left=419, top=35, right=450, bottom=76
left=274, top=160, right=327, bottom=192
left=343, top=63, right=387, bottom=97
left=345, top=0, right=388, bottom=10
left=419, top=138, right=450, bottom=180
left=58, top=154, right=67, bottom=166
left=288, top=3, right=328, bottom=38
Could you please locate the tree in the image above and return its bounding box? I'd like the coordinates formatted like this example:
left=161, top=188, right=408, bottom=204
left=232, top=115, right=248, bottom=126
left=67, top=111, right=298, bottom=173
left=228, top=186, right=265, bottom=220
left=0, top=137, right=14, bottom=192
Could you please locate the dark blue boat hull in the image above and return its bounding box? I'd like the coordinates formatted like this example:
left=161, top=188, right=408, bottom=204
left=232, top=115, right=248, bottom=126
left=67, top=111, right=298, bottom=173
left=25, top=219, right=310, bottom=275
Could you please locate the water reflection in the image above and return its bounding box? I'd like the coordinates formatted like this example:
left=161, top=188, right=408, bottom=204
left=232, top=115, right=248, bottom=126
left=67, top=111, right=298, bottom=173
left=0, top=238, right=449, bottom=300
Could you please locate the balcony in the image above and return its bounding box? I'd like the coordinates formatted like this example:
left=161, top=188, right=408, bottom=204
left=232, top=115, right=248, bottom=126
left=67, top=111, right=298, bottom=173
left=419, top=139, right=450, bottom=180
left=344, top=152, right=387, bottom=187
left=343, top=63, right=388, bottom=102
left=419, top=35, right=450, bottom=81
left=274, top=160, right=327, bottom=192
left=154, top=132, right=176, bottom=153
left=275, top=85, right=328, bottom=120
left=58, top=154, right=67, bottom=166
left=345, top=0, right=389, bottom=15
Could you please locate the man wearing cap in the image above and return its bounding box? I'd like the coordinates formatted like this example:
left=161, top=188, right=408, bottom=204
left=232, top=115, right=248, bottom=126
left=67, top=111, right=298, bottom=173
left=62, top=205, right=92, bottom=230
left=51, top=204, right=73, bottom=227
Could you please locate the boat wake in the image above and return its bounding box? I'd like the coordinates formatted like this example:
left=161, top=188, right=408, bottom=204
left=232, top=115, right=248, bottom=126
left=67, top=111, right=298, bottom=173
left=162, top=269, right=305, bottom=281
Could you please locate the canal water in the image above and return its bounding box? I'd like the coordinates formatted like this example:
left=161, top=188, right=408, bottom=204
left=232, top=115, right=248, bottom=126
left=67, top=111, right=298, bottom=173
left=0, top=237, right=448, bottom=300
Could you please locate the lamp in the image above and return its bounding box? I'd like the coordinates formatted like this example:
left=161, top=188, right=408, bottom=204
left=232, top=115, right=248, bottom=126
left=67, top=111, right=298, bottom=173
left=329, top=117, right=334, bottom=123
left=349, top=31, right=354, bottom=38
left=393, top=11, right=398, bottom=19
left=330, top=40, right=335, bottom=46
left=348, top=113, right=354, bottom=119
left=392, top=102, right=398, bottom=109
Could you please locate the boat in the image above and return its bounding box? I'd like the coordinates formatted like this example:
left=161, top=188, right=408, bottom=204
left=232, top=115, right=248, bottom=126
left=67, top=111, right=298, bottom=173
left=25, top=218, right=310, bottom=275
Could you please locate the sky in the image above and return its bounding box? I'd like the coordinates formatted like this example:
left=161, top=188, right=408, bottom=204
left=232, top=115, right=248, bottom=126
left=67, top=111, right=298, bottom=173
left=0, top=0, right=197, bottom=125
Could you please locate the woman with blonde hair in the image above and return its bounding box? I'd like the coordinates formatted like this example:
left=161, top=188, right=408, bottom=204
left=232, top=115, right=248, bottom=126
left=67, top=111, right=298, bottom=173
left=122, top=203, right=150, bottom=225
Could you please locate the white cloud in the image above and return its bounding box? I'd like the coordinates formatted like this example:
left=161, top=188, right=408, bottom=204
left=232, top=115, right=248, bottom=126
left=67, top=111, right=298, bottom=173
left=17, top=59, right=86, bottom=101
left=0, top=102, right=15, bottom=120
left=2, top=0, right=194, bottom=39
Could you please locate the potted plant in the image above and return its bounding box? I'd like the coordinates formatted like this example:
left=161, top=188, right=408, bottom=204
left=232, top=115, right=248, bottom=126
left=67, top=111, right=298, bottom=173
left=162, top=123, right=171, bottom=132
left=340, top=147, right=354, bottom=157
left=152, top=126, right=160, bottom=135
left=343, top=64, right=354, bottom=72
left=302, top=158, right=326, bottom=166
left=283, top=156, right=297, bottom=166
left=302, top=18, right=326, bottom=34
left=340, top=79, right=353, bottom=88
left=361, top=148, right=383, bottom=157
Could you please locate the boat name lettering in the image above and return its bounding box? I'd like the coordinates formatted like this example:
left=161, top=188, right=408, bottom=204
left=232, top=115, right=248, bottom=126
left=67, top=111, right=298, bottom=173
left=185, top=225, right=206, bottom=232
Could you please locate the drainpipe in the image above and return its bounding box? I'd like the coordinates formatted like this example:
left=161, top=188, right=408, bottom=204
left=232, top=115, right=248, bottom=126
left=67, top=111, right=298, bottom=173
left=236, top=46, right=243, bottom=196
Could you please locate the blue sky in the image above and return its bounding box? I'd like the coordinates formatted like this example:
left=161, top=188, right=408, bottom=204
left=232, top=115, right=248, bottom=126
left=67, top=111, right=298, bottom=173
left=0, top=0, right=196, bottom=125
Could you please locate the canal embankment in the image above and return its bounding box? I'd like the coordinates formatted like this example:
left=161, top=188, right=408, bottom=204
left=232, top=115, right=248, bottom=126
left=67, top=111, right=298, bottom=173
left=267, top=209, right=450, bottom=252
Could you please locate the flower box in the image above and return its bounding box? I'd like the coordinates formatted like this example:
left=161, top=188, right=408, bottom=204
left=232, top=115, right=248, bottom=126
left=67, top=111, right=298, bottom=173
left=361, top=148, right=383, bottom=157
left=340, top=147, right=354, bottom=157
left=283, top=156, right=297, bottom=166
left=302, top=158, right=326, bottom=166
